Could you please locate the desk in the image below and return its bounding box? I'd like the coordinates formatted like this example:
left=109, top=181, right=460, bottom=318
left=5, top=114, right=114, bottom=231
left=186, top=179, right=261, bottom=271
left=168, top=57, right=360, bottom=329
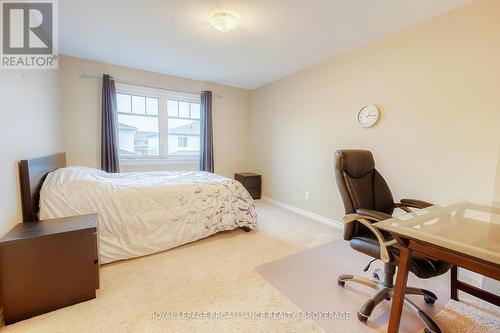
left=374, top=200, right=500, bottom=333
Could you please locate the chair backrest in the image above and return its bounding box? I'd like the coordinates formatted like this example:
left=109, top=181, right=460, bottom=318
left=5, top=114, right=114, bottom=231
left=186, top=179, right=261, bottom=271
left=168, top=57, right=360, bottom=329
left=334, top=150, right=394, bottom=240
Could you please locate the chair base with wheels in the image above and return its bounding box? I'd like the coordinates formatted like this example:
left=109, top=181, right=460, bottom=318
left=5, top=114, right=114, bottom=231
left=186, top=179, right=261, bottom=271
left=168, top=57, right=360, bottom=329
left=337, top=264, right=441, bottom=333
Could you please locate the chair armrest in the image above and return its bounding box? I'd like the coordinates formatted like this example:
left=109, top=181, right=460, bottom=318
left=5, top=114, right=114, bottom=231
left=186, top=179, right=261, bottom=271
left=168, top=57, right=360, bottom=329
left=343, top=214, right=397, bottom=263
left=400, top=199, right=433, bottom=208
left=395, top=199, right=433, bottom=212
left=356, top=208, right=393, bottom=221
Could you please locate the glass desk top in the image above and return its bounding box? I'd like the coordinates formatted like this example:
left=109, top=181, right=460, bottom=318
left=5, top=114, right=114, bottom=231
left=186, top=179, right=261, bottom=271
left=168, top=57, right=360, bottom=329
left=374, top=200, right=500, bottom=265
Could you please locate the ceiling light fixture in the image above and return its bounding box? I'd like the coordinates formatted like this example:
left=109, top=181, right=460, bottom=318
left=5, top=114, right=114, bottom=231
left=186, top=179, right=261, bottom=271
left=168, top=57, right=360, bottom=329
left=209, top=11, right=239, bottom=32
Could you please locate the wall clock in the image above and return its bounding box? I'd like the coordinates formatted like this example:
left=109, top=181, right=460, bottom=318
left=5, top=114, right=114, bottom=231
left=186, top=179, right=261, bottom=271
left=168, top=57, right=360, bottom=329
left=357, top=105, right=380, bottom=128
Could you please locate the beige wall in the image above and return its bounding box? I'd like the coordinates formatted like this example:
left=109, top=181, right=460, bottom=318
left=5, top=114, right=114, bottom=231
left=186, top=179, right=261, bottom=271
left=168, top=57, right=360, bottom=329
left=59, top=55, right=252, bottom=178
left=250, top=0, right=500, bottom=221
left=0, top=71, right=63, bottom=236
left=3, top=1, right=499, bottom=236
left=495, top=145, right=500, bottom=203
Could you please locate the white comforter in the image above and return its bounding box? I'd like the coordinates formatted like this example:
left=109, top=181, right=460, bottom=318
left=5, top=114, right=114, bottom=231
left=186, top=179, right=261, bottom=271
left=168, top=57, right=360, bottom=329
left=39, top=167, right=257, bottom=263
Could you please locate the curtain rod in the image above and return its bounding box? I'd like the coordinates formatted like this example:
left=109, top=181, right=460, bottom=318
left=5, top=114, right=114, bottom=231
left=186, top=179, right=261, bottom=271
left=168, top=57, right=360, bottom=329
left=79, top=72, right=222, bottom=98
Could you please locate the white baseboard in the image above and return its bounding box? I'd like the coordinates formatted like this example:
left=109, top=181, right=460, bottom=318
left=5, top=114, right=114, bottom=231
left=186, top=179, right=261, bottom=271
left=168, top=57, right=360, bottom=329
left=260, top=195, right=343, bottom=230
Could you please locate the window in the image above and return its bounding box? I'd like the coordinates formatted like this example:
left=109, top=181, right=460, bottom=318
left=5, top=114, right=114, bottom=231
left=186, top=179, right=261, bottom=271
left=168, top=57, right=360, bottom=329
left=178, top=136, right=188, bottom=148
left=167, top=100, right=200, bottom=156
left=116, top=84, right=201, bottom=161
left=134, top=139, right=149, bottom=145
left=117, top=93, right=159, bottom=157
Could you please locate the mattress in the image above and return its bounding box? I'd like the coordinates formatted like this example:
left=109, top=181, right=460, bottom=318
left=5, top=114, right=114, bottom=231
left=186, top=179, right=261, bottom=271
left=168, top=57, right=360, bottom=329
left=39, top=167, right=257, bottom=263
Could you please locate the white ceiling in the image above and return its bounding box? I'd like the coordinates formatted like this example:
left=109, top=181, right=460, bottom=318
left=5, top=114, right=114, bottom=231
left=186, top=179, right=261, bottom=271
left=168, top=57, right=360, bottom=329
left=60, top=0, right=471, bottom=89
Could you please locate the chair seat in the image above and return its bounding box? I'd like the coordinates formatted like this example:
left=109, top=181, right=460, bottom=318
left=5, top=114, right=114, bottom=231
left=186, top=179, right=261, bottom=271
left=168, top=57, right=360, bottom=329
left=350, top=233, right=452, bottom=279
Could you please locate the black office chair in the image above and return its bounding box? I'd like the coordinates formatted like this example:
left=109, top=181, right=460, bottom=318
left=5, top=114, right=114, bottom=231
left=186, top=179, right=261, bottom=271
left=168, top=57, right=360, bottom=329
left=334, top=150, right=452, bottom=333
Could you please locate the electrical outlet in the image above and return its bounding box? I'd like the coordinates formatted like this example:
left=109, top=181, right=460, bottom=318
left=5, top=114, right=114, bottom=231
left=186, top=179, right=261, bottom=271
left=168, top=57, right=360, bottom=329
left=305, top=191, right=310, bottom=200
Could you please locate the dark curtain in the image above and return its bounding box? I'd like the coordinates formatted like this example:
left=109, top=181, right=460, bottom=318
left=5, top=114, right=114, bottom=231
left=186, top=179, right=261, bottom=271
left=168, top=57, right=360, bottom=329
left=199, top=91, right=214, bottom=172
left=101, top=74, right=120, bottom=173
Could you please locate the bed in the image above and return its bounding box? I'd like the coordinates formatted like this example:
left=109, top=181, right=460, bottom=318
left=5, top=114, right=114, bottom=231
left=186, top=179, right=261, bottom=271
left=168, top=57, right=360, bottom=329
left=19, top=153, right=257, bottom=264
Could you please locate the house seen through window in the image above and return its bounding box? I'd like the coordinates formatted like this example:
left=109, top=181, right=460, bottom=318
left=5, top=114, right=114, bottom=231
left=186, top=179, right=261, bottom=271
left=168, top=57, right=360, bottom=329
left=178, top=136, right=188, bottom=148
left=116, top=87, right=201, bottom=160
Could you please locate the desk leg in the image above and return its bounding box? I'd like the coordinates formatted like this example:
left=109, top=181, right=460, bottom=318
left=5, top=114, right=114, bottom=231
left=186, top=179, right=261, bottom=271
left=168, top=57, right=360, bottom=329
left=450, top=265, right=458, bottom=301
left=387, top=246, right=411, bottom=333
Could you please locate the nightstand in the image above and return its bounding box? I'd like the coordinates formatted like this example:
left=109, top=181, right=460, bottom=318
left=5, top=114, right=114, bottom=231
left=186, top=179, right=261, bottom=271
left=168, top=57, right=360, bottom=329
left=235, top=173, right=261, bottom=199
left=0, top=214, right=99, bottom=324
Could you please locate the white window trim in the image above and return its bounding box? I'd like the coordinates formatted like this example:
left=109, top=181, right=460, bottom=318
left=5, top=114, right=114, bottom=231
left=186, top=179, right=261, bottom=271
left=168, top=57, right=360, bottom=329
left=116, top=83, right=201, bottom=164
left=119, top=158, right=199, bottom=166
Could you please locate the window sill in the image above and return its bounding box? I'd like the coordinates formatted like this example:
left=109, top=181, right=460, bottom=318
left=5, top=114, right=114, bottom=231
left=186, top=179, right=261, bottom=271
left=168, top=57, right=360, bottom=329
left=120, top=158, right=199, bottom=166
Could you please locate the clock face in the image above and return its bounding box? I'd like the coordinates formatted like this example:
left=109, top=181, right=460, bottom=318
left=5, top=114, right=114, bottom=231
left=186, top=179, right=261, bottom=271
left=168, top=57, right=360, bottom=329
left=357, top=105, right=380, bottom=128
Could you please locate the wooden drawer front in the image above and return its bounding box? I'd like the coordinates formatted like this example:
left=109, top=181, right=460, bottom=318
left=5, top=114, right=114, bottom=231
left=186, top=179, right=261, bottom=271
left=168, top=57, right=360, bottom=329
left=247, top=188, right=261, bottom=200
left=0, top=231, right=97, bottom=324
left=93, top=232, right=100, bottom=289
left=244, top=176, right=261, bottom=188
left=95, top=261, right=100, bottom=289
left=93, top=232, right=99, bottom=261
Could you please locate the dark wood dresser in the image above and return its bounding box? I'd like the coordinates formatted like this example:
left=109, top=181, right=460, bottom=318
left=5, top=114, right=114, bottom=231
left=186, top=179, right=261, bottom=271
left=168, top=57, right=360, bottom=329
left=235, top=173, right=261, bottom=199
left=0, top=214, right=99, bottom=324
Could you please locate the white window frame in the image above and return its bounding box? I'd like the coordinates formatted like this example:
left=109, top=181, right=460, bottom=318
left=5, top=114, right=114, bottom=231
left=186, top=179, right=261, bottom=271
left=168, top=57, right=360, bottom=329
left=178, top=136, right=188, bottom=148
left=116, top=83, right=201, bottom=165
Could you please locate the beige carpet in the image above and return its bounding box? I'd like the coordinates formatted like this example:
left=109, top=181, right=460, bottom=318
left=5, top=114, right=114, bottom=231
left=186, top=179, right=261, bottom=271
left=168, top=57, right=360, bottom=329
left=1, top=201, right=497, bottom=333
left=256, top=240, right=452, bottom=333
left=1, top=201, right=342, bottom=333
left=425, top=296, right=500, bottom=333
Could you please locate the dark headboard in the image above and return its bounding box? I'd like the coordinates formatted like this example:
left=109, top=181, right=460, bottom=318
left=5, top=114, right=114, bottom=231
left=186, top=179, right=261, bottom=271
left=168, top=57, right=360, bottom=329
left=19, top=153, right=66, bottom=222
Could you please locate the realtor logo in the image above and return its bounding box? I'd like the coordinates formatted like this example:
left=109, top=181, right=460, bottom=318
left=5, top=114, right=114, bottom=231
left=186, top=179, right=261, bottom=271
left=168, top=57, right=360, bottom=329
left=1, top=0, right=58, bottom=69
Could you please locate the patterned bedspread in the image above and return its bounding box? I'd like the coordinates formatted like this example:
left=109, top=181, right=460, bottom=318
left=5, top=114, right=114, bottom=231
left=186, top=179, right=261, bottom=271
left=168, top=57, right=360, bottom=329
left=39, top=167, right=257, bottom=263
